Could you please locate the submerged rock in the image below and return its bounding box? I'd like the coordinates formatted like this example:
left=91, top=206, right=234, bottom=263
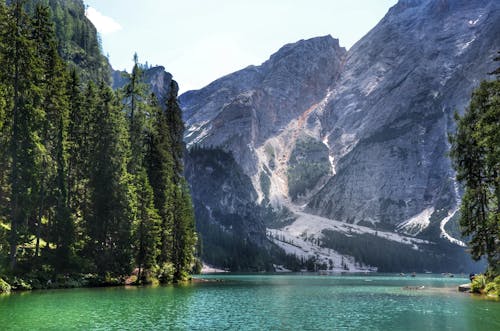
left=459, top=283, right=472, bottom=292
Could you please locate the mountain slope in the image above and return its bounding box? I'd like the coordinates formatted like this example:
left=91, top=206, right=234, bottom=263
left=180, top=0, right=499, bottom=271
left=180, top=36, right=346, bottom=204
left=309, top=0, right=500, bottom=229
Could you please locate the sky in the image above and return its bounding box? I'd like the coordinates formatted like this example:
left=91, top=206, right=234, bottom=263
left=85, top=0, right=398, bottom=93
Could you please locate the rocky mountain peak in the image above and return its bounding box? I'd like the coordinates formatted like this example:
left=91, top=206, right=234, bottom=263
left=180, top=35, right=346, bottom=188
left=181, top=0, right=498, bottom=271
left=265, top=35, right=343, bottom=68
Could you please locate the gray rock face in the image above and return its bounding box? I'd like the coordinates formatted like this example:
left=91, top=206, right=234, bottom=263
left=178, top=0, right=498, bottom=271
left=180, top=36, right=346, bottom=176
left=182, top=0, right=500, bottom=235
left=310, top=0, right=500, bottom=226
left=112, top=66, right=176, bottom=108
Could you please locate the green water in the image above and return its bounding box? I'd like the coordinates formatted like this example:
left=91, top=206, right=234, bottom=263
left=1, top=274, right=499, bottom=330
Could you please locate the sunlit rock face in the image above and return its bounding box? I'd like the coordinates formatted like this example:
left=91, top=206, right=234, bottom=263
left=180, top=35, right=346, bottom=178
left=181, top=0, right=499, bottom=237
left=309, top=0, right=500, bottom=227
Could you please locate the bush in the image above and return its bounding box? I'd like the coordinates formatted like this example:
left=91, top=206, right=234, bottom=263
left=0, top=277, right=11, bottom=293
left=483, top=275, right=500, bottom=297
left=12, top=277, right=32, bottom=291
left=156, top=263, right=175, bottom=284
left=471, top=274, right=487, bottom=293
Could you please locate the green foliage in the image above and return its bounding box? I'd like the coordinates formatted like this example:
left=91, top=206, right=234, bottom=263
left=0, top=277, right=11, bottom=293
left=0, top=2, right=197, bottom=287
left=192, top=258, right=203, bottom=274
left=155, top=262, right=175, bottom=284
left=449, top=76, right=500, bottom=277
left=147, top=89, right=196, bottom=282
left=22, top=0, right=111, bottom=83
left=86, top=83, right=133, bottom=276
left=476, top=275, right=500, bottom=297
left=471, top=274, right=487, bottom=294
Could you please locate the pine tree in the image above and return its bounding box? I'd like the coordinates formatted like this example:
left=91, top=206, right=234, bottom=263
left=66, top=69, right=83, bottom=225
left=131, top=169, right=160, bottom=283
left=0, top=1, right=11, bottom=232
left=87, top=82, right=133, bottom=276
left=147, top=85, right=197, bottom=281
left=165, top=81, right=184, bottom=177
left=4, top=0, right=45, bottom=270
left=122, top=54, right=161, bottom=282
left=171, top=179, right=197, bottom=280
left=32, top=4, right=74, bottom=270
left=0, top=1, right=198, bottom=282
left=450, top=66, right=500, bottom=276
left=147, top=94, right=175, bottom=267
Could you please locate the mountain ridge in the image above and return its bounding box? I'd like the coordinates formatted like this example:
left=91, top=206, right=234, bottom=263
left=172, top=0, right=499, bottom=271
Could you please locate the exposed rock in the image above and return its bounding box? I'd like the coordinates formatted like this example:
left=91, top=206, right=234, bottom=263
left=458, top=283, right=472, bottom=292
left=179, top=0, right=499, bottom=270
left=180, top=36, right=346, bottom=192
left=112, top=66, right=175, bottom=109
left=309, top=0, right=500, bottom=229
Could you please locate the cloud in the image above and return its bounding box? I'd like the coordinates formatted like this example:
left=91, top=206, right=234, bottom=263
left=85, top=7, right=122, bottom=35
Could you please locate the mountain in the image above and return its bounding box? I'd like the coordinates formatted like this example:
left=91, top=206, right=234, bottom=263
left=181, top=35, right=345, bottom=184
left=179, top=0, right=499, bottom=272
left=308, top=0, right=499, bottom=227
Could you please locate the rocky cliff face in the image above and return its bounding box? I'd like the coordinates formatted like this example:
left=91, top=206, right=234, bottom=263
left=113, top=66, right=175, bottom=107
left=180, top=36, right=346, bottom=204
left=180, top=0, right=499, bottom=271
left=309, top=0, right=500, bottom=228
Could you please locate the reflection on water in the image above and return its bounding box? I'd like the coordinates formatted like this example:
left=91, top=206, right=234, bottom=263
left=1, top=274, right=499, bottom=330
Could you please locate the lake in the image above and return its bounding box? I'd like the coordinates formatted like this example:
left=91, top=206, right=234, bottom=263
left=1, top=274, right=499, bottom=330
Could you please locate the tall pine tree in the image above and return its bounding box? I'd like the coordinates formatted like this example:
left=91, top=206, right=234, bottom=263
left=4, top=0, right=45, bottom=270
left=87, top=82, right=133, bottom=276
left=450, top=59, right=500, bottom=277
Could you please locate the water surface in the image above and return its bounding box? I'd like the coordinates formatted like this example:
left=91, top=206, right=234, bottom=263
left=1, top=274, right=499, bottom=330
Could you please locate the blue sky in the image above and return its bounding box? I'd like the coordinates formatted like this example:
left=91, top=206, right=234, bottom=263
left=85, top=0, right=397, bottom=93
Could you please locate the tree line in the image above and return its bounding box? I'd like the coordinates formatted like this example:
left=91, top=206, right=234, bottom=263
left=0, top=1, right=197, bottom=286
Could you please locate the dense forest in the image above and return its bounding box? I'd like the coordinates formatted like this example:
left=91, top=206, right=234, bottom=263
left=0, top=0, right=197, bottom=291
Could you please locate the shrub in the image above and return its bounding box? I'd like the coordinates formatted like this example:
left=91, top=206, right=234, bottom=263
left=483, top=276, right=500, bottom=297
left=156, top=262, right=175, bottom=284
left=0, top=278, right=11, bottom=293
left=12, top=277, right=32, bottom=291
left=471, top=274, right=487, bottom=293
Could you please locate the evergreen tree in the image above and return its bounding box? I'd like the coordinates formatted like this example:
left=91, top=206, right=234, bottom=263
left=87, top=82, right=133, bottom=276
left=450, top=64, right=500, bottom=276
left=131, top=169, right=160, bottom=283
left=147, top=87, right=197, bottom=281
left=0, top=1, right=11, bottom=232
left=171, top=179, right=197, bottom=280
left=147, top=94, right=175, bottom=267
left=32, top=4, right=74, bottom=271
left=4, top=0, right=45, bottom=270
left=165, top=82, right=184, bottom=177
left=122, top=54, right=160, bottom=282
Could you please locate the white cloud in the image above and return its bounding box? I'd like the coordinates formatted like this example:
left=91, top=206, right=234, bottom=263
left=85, top=7, right=122, bottom=35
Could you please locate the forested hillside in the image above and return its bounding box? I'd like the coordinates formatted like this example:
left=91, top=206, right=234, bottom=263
left=0, top=0, right=197, bottom=291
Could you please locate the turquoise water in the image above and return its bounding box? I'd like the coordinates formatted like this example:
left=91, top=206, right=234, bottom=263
left=1, top=274, right=499, bottom=330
